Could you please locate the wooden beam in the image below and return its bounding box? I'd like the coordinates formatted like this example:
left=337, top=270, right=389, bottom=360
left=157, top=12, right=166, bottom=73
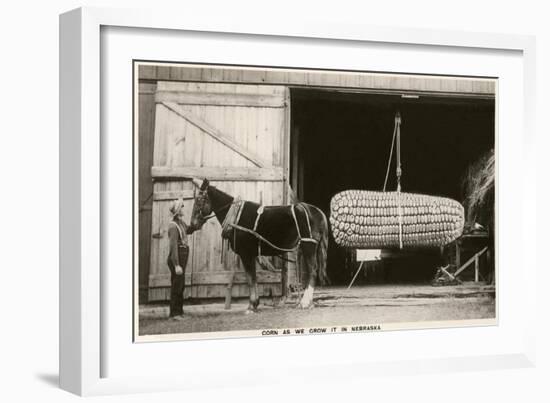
left=440, top=265, right=461, bottom=284
left=155, top=91, right=286, bottom=108
left=148, top=283, right=282, bottom=301
left=153, top=190, right=195, bottom=201
left=139, top=66, right=496, bottom=96
left=454, top=246, right=489, bottom=278
left=148, top=270, right=281, bottom=287
left=291, top=126, right=299, bottom=194
left=151, top=166, right=284, bottom=181
left=161, top=101, right=271, bottom=168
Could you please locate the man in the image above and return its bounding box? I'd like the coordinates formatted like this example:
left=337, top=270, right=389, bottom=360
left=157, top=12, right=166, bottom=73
left=167, top=198, right=202, bottom=320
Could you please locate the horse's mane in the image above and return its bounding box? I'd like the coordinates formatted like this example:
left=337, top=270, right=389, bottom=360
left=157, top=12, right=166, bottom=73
left=207, top=185, right=234, bottom=223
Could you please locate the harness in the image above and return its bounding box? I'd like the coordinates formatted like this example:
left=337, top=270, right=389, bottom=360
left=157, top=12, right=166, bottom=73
left=194, top=186, right=318, bottom=263
left=221, top=198, right=245, bottom=238
left=223, top=201, right=319, bottom=256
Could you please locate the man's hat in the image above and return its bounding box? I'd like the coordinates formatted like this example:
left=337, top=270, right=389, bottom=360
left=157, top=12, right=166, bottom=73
left=169, top=198, right=185, bottom=217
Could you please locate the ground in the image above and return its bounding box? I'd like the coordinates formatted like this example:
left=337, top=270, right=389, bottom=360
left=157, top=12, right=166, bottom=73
left=138, top=283, right=495, bottom=336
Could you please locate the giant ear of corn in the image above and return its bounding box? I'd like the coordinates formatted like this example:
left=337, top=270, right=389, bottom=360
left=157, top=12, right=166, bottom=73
left=330, top=190, right=464, bottom=249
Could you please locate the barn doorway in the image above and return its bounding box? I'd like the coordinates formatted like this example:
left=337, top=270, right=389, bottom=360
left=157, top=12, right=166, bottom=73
left=289, top=88, right=495, bottom=286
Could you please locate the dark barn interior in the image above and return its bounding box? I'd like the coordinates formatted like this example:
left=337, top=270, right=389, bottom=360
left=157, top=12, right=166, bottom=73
left=290, top=88, right=495, bottom=285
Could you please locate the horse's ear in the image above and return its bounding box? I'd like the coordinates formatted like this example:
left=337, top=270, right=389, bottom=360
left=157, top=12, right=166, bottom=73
left=200, top=178, right=209, bottom=191
left=191, top=178, right=202, bottom=189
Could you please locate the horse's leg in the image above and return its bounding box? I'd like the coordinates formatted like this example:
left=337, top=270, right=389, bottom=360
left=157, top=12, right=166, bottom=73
left=298, top=242, right=317, bottom=309
left=241, top=254, right=259, bottom=313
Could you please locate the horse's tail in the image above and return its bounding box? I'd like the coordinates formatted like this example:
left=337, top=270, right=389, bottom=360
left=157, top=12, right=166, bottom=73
left=297, top=203, right=329, bottom=285
left=315, top=209, right=329, bottom=286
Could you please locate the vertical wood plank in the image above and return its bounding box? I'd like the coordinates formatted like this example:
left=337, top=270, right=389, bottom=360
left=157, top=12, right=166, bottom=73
left=475, top=254, right=479, bottom=282
left=138, top=65, right=155, bottom=80
left=138, top=82, right=157, bottom=302
left=156, top=65, right=171, bottom=80
left=149, top=183, right=161, bottom=280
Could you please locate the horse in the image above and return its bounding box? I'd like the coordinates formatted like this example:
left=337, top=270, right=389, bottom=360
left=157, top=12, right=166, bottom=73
left=190, top=178, right=329, bottom=312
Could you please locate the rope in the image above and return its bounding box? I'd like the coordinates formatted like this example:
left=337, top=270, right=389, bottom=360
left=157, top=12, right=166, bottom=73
left=395, top=112, right=402, bottom=192
left=383, top=118, right=398, bottom=192
left=228, top=204, right=319, bottom=254
left=228, top=224, right=304, bottom=252
left=397, top=192, right=403, bottom=249
left=382, top=111, right=404, bottom=248
left=395, top=112, right=403, bottom=248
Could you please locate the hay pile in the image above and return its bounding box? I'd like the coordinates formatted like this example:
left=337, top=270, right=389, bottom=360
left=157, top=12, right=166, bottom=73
left=462, top=149, right=495, bottom=229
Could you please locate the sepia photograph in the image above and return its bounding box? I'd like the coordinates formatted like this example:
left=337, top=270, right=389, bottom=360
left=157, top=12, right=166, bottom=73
left=134, top=62, right=496, bottom=341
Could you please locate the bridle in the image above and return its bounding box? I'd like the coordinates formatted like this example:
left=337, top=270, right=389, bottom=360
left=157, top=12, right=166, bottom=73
left=195, top=189, right=234, bottom=223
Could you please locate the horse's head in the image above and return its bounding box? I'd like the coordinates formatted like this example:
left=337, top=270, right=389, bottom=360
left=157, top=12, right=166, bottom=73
left=190, top=178, right=211, bottom=229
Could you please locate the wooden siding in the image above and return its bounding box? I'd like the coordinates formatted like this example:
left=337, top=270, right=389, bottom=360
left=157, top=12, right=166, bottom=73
left=148, top=82, right=289, bottom=301
left=139, top=64, right=496, bottom=97
left=138, top=82, right=156, bottom=303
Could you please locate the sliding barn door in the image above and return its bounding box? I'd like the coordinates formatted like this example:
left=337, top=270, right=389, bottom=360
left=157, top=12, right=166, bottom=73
left=148, top=82, right=290, bottom=301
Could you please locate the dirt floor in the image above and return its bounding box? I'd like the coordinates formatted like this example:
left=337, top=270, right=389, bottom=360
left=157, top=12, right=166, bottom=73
left=139, top=283, right=496, bottom=336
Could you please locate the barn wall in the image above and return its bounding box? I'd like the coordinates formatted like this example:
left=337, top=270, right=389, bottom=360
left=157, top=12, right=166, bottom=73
left=138, top=63, right=496, bottom=97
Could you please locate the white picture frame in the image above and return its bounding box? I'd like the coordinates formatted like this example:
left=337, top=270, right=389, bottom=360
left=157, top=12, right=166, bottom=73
left=60, top=7, right=537, bottom=396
